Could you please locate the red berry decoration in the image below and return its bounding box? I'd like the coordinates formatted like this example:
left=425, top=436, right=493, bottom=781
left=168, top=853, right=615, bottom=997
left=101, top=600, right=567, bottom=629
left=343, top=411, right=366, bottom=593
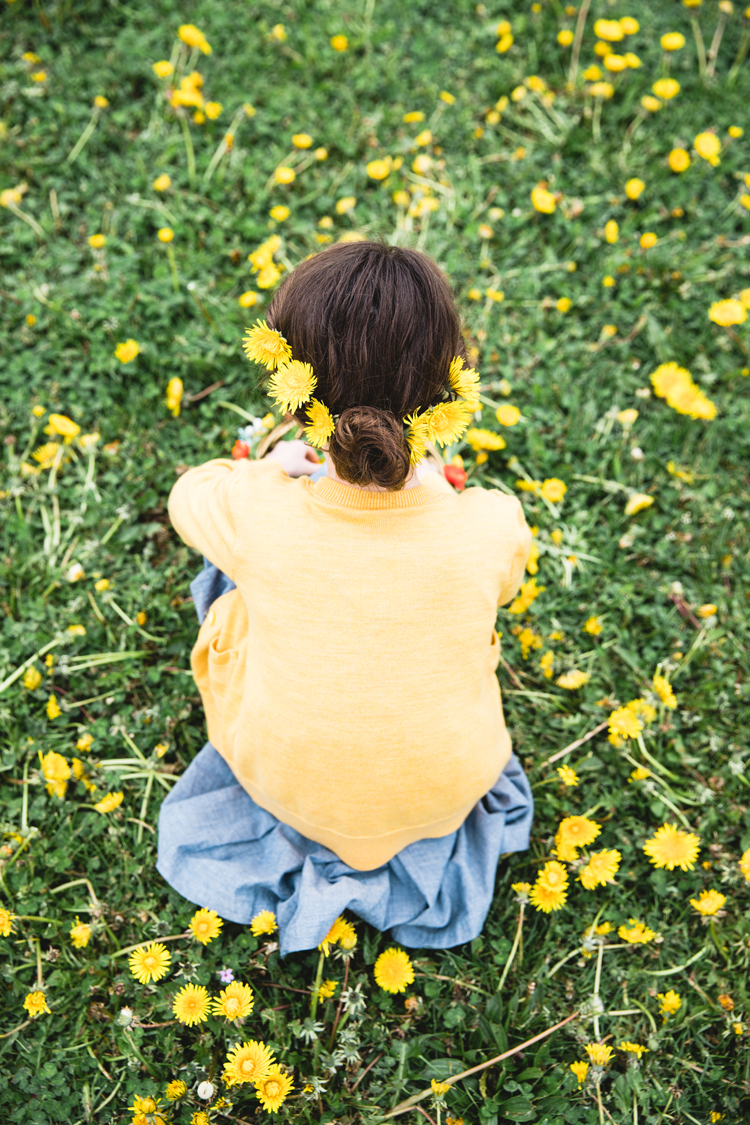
left=444, top=464, right=467, bottom=491
left=232, top=439, right=250, bottom=460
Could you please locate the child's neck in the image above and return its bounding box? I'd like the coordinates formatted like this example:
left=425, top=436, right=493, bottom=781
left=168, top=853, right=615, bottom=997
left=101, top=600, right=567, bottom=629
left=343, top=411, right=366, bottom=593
left=322, top=451, right=422, bottom=491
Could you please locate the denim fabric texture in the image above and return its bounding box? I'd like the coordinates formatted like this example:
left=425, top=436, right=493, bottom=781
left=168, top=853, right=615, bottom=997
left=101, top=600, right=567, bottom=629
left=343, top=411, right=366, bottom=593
left=156, top=458, right=534, bottom=957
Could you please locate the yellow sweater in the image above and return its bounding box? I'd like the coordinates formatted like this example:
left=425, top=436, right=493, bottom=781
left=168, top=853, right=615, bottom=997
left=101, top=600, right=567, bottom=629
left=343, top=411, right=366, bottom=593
left=168, top=458, right=532, bottom=871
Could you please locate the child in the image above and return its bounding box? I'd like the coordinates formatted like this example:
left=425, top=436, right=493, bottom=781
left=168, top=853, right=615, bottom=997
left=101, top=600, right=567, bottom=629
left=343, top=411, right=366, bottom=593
left=157, top=240, right=534, bottom=958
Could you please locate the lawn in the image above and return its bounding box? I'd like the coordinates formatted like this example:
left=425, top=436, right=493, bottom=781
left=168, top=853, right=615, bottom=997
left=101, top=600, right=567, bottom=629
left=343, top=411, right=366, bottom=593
left=1, top=1, right=750, bottom=1123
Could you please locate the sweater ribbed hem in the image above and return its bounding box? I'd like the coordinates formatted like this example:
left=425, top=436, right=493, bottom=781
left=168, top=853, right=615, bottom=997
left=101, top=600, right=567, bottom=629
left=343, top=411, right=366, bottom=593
left=307, top=476, right=444, bottom=510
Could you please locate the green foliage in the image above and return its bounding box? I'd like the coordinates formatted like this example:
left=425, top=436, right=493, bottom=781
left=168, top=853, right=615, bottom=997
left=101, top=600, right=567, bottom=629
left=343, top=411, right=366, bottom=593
left=1, top=1, right=750, bottom=1123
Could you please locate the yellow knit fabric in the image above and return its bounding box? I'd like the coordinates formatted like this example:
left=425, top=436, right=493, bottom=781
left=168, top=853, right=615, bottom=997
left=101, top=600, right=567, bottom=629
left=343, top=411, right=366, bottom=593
left=168, top=457, right=532, bottom=871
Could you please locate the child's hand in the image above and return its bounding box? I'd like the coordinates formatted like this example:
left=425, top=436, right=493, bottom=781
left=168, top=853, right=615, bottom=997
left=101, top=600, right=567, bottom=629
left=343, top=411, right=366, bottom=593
left=263, top=439, right=322, bottom=477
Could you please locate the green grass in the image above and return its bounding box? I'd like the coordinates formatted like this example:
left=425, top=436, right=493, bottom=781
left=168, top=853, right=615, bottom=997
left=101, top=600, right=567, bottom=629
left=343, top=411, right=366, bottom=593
left=1, top=1, right=750, bottom=1122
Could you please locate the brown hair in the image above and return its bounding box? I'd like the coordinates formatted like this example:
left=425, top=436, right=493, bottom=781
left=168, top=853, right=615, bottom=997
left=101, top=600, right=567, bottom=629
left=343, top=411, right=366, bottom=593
left=262, top=239, right=467, bottom=491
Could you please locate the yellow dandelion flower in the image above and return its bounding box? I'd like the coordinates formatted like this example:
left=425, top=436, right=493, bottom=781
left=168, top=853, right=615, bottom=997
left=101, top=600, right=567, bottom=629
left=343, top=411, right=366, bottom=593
left=431, top=1079, right=451, bottom=1097
left=739, top=848, right=750, bottom=884
left=709, top=299, right=747, bottom=327
left=695, top=131, right=721, bottom=166
left=266, top=360, right=317, bottom=414
left=165, top=1080, right=187, bottom=1100
left=249, top=910, right=277, bottom=937
left=670, top=148, right=692, bottom=172
left=189, top=908, right=223, bottom=945
left=275, top=166, right=295, bottom=184
left=556, top=669, right=590, bottom=690
left=303, top=398, right=335, bottom=450
left=269, top=205, right=290, bottom=221
left=690, top=889, right=726, bottom=917
left=255, top=1065, right=294, bottom=1113
left=540, top=478, right=566, bottom=503
left=129, top=942, right=171, bottom=984
left=317, top=979, right=337, bottom=1002
left=644, top=823, right=700, bottom=871
left=531, top=186, right=556, bottom=214
left=625, top=493, right=654, bottom=516
left=570, top=1060, right=588, bottom=1085
left=374, top=948, right=415, bottom=993
left=448, top=357, right=481, bottom=401
left=508, top=576, right=545, bottom=614
left=23, top=665, right=42, bottom=690
left=618, top=1041, right=649, bottom=1057
left=172, top=983, right=210, bottom=1026
left=153, top=173, right=171, bottom=191
left=114, top=339, right=140, bottom=364
left=222, top=1040, right=276, bottom=1087
left=652, top=673, right=676, bottom=709
left=23, top=990, right=51, bottom=1017
left=495, top=404, right=521, bottom=427
left=403, top=410, right=431, bottom=467
left=653, top=78, right=680, bottom=99
left=578, top=849, right=622, bottom=890
left=425, top=399, right=472, bottom=448
left=556, top=765, right=578, bottom=787
left=657, top=989, right=682, bottom=1016
left=212, top=980, right=255, bottom=1021
left=178, top=24, right=212, bottom=54
left=0, top=907, right=17, bottom=937
left=464, top=428, right=506, bottom=452
left=166, top=377, right=183, bottom=418
left=69, top=917, right=92, bottom=949
left=618, top=918, right=656, bottom=944
left=94, top=791, right=123, bottom=813
left=608, top=705, right=643, bottom=742
left=152, top=61, right=174, bottom=79
left=555, top=816, right=600, bottom=862
left=330, top=34, right=348, bottom=51
left=585, top=1042, right=614, bottom=1067
left=529, top=860, right=568, bottom=913
left=366, top=157, right=393, bottom=180
left=39, top=751, right=70, bottom=799
left=242, top=320, right=292, bottom=371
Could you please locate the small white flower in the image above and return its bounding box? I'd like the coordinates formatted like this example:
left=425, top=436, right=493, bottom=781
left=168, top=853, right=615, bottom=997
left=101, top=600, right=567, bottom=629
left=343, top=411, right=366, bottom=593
left=630, top=446, right=644, bottom=460
left=197, top=1081, right=215, bottom=1100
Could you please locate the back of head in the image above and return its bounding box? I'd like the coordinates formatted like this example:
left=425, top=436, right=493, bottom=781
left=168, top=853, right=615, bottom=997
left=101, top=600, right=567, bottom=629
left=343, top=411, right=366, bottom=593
left=263, top=240, right=466, bottom=491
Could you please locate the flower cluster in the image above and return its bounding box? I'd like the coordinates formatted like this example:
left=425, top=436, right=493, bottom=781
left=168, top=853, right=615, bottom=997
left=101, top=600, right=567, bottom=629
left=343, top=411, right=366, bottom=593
left=241, top=320, right=479, bottom=459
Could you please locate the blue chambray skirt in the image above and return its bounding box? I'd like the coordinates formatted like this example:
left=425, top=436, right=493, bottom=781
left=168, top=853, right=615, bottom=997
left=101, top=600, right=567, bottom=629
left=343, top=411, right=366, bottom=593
left=156, top=462, right=533, bottom=958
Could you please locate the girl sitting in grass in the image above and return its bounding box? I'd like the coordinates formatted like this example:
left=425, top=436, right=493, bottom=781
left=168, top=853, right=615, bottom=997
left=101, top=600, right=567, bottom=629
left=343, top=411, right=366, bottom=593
left=157, top=239, right=533, bottom=957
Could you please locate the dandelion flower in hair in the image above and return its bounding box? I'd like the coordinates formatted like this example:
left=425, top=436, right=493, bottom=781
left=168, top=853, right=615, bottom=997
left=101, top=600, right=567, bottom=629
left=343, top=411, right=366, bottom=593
left=267, top=359, right=317, bottom=414
left=242, top=319, right=293, bottom=370
left=403, top=409, right=431, bottom=467
left=304, top=398, right=336, bottom=448
left=448, top=356, right=481, bottom=402
left=426, top=398, right=473, bottom=447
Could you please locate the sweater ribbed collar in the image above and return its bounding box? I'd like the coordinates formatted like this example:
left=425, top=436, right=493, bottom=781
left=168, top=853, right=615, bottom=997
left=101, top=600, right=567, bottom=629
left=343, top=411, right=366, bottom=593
left=308, top=476, right=441, bottom=509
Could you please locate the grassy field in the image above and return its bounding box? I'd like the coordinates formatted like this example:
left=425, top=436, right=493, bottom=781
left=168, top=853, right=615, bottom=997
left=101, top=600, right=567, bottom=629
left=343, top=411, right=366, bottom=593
left=1, top=1, right=750, bottom=1122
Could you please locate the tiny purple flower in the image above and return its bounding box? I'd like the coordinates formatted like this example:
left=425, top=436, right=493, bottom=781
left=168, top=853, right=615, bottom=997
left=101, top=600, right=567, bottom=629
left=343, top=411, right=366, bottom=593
left=219, top=967, right=234, bottom=983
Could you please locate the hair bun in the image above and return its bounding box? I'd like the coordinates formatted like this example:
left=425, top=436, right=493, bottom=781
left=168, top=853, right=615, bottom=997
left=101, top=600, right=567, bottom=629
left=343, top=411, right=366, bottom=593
left=328, top=406, right=412, bottom=491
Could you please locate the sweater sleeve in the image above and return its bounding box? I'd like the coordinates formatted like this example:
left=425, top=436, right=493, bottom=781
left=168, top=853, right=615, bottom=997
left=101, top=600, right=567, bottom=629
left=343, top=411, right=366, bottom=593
left=497, top=495, right=533, bottom=608
left=168, top=457, right=282, bottom=578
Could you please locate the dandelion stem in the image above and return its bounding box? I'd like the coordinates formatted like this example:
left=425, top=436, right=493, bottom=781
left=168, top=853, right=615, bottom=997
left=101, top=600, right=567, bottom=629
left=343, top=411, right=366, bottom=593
left=383, top=1011, right=580, bottom=1118
left=728, top=28, right=750, bottom=86
left=137, top=772, right=154, bottom=845
left=6, top=202, right=45, bottom=239
left=592, top=97, right=602, bottom=146
left=596, top=1081, right=604, bottom=1125
left=328, top=956, right=350, bottom=1050
left=166, top=244, right=180, bottom=292
left=567, top=0, right=591, bottom=89
left=65, top=110, right=100, bottom=165
left=706, top=14, right=728, bottom=78
left=723, top=325, right=749, bottom=357
left=310, top=949, right=326, bottom=1019
left=691, top=17, right=707, bottom=79
left=0, top=638, right=62, bottom=695
left=16, top=916, right=60, bottom=924
left=180, top=114, right=196, bottom=189
left=110, top=932, right=190, bottom=959
left=498, top=904, right=524, bottom=991
left=592, top=941, right=603, bottom=1040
